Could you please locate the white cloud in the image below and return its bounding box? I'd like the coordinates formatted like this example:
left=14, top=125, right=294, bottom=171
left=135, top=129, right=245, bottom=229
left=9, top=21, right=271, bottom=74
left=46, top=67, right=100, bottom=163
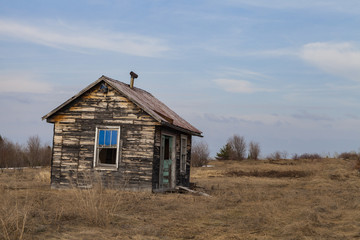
left=224, top=0, right=360, bottom=13
left=0, top=73, right=52, bottom=93
left=218, top=68, right=269, bottom=79
left=0, top=19, right=169, bottom=57
left=300, top=42, right=360, bottom=81
left=291, top=111, right=333, bottom=121
left=203, top=112, right=333, bottom=128
left=249, top=48, right=298, bottom=58
left=214, top=78, right=273, bottom=93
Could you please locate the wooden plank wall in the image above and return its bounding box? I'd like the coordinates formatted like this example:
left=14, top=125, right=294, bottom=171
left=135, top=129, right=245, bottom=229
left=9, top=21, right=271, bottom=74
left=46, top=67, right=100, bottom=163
left=48, top=82, right=159, bottom=191
left=175, top=133, right=192, bottom=187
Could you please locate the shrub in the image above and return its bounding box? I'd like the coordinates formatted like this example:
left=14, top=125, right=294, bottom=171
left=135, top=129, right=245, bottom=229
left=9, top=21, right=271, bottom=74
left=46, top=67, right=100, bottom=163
left=191, top=141, right=210, bottom=167
left=338, top=151, right=359, bottom=160
left=227, top=169, right=310, bottom=178
left=292, top=153, right=322, bottom=160
left=266, top=151, right=287, bottom=160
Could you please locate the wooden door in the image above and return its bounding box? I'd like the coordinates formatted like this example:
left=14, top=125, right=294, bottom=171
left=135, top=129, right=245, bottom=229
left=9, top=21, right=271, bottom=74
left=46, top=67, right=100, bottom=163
left=160, top=135, right=174, bottom=189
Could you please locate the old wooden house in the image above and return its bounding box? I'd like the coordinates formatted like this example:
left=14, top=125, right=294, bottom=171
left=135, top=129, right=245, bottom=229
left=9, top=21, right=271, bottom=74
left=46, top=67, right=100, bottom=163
left=42, top=73, right=202, bottom=191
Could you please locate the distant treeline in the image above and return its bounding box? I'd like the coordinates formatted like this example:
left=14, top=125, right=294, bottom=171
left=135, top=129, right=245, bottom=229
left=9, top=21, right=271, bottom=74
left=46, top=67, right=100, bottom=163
left=0, top=135, right=51, bottom=168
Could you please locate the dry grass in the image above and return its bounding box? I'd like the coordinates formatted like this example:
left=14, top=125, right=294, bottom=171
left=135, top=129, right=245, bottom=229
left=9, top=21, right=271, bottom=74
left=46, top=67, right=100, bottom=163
left=1, top=158, right=360, bottom=239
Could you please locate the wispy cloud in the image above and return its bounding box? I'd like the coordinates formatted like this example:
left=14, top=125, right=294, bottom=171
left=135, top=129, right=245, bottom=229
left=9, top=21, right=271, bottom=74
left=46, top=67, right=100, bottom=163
left=223, top=0, right=360, bottom=13
left=246, top=42, right=360, bottom=82
left=214, top=78, right=274, bottom=93
left=248, top=48, right=299, bottom=58
left=203, top=111, right=334, bottom=129
left=0, top=19, right=169, bottom=57
left=202, top=113, right=293, bottom=128
left=292, top=111, right=333, bottom=121
left=300, top=42, right=360, bottom=81
left=0, top=73, right=52, bottom=93
left=203, top=113, right=264, bottom=125
left=217, top=68, right=270, bottom=79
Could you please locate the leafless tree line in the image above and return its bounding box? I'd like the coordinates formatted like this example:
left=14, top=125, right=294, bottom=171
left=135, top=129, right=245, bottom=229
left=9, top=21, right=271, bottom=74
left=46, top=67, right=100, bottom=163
left=191, top=134, right=261, bottom=167
left=0, top=135, right=51, bottom=168
left=216, top=134, right=261, bottom=161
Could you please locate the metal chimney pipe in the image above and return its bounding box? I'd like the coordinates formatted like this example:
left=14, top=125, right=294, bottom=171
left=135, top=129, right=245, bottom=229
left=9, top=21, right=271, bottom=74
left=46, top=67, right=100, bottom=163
left=130, top=71, right=138, bottom=89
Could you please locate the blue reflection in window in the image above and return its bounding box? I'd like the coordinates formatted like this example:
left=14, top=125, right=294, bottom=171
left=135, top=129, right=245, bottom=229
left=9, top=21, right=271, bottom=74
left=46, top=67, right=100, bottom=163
left=111, top=130, right=118, bottom=145
left=98, top=129, right=118, bottom=146
left=99, top=130, right=105, bottom=145
left=105, top=130, right=111, bottom=145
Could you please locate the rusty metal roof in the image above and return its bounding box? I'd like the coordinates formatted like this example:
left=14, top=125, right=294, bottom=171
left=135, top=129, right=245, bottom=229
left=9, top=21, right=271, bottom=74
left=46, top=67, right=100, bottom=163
left=42, top=75, right=202, bottom=136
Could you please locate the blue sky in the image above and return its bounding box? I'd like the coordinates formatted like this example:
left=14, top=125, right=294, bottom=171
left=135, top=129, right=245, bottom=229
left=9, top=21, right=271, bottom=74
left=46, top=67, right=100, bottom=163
left=1, top=0, right=360, bottom=157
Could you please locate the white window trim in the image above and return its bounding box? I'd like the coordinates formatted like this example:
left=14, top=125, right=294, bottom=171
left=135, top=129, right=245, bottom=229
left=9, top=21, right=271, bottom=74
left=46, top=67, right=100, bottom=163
left=180, top=134, right=187, bottom=173
left=93, top=126, right=121, bottom=169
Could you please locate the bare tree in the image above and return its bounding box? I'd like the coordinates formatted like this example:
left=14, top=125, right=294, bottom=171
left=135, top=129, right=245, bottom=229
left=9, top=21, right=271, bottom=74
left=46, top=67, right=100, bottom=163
left=191, top=141, right=210, bottom=167
left=248, top=141, right=260, bottom=160
left=0, top=135, right=4, bottom=167
left=0, top=135, right=51, bottom=168
left=0, top=136, right=25, bottom=168
left=39, top=145, right=52, bottom=166
left=228, top=134, right=246, bottom=160
left=27, top=135, right=41, bottom=166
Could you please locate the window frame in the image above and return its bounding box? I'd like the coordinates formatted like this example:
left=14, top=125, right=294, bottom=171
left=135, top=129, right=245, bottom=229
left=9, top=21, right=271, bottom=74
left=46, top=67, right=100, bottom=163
left=180, top=135, right=188, bottom=173
left=93, top=126, right=121, bottom=169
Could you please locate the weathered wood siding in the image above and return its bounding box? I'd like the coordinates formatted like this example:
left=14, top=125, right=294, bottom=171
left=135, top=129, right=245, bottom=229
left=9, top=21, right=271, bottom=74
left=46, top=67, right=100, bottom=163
left=48, top=81, right=159, bottom=191
left=178, top=134, right=192, bottom=187
left=152, top=126, right=192, bottom=189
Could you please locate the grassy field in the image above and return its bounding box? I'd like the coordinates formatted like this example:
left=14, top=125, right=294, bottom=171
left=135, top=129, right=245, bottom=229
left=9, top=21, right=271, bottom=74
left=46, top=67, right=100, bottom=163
left=1, top=158, right=360, bottom=239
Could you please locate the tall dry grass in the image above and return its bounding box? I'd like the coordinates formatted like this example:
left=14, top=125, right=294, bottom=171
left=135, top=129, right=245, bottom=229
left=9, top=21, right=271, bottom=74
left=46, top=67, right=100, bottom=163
left=0, top=158, right=360, bottom=239
left=0, top=190, right=29, bottom=240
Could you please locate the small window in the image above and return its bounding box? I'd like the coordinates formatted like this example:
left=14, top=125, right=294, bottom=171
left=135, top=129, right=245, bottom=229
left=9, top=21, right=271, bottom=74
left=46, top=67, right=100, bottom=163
left=180, top=135, right=187, bottom=173
left=94, top=127, right=120, bottom=168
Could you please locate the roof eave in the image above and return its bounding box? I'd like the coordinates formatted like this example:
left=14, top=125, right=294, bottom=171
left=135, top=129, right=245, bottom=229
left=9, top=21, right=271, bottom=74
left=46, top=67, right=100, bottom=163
left=161, top=121, right=203, bottom=137
left=41, top=76, right=106, bottom=121
left=103, top=78, right=165, bottom=123
left=41, top=75, right=203, bottom=136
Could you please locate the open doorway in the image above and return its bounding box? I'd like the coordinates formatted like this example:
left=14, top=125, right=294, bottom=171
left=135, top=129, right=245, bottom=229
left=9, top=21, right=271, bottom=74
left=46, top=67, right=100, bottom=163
left=159, top=134, right=175, bottom=189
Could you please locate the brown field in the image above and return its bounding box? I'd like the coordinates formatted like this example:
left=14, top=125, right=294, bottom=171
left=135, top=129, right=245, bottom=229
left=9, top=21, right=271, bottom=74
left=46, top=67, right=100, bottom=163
left=1, top=158, right=360, bottom=239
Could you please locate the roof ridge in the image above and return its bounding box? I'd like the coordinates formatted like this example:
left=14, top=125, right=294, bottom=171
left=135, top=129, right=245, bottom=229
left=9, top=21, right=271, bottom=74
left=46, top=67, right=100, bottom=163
left=43, top=75, right=202, bottom=136
left=102, top=75, right=155, bottom=97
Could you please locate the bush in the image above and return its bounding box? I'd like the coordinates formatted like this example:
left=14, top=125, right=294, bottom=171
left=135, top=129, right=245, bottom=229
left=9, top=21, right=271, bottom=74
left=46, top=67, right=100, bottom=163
left=292, top=153, right=322, bottom=160
left=191, top=141, right=210, bottom=167
left=338, top=151, right=359, bottom=160
left=227, top=169, right=310, bottom=178
left=299, top=153, right=321, bottom=160
left=266, top=151, right=288, bottom=160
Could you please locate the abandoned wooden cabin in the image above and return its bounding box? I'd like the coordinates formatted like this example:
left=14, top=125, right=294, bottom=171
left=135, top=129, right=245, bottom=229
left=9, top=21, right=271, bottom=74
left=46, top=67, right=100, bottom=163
left=42, top=73, right=202, bottom=192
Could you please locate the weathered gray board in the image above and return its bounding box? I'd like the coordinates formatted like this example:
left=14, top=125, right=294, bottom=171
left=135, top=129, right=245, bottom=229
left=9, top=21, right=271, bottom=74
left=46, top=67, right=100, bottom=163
left=48, top=82, right=192, bottom=191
